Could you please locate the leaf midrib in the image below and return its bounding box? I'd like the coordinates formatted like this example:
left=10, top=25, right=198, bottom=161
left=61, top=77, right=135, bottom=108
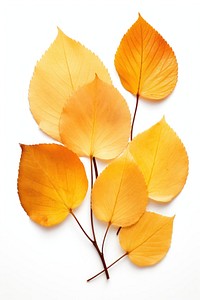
left=147, top=124, right=163, bottom=187
left=137, top=21, right=144, bottom=95
left=128, top=216, right=172, bottom=254
left=32, top=149, right=70, bottom=211
left=110, top=156, right=127, bottom=224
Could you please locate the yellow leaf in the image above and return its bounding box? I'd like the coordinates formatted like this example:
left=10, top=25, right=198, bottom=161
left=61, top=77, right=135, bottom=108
left=60, top=76, right=131, bottom=160
left=119, top=212, right=174, bottom=266
left=115, top=14, right=178, bottom=100
left=92, top=152, right=148, bottom=227
left=129, top=117, right=189, bottom=202
left=29, top=28, right=112, bottom=141
left=17, top=144, right=88, bottom=226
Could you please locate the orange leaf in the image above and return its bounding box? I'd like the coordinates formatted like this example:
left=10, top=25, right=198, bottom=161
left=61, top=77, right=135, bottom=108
left=115, top=14, right=178, bottom=100
left=129, top=117, right=189, bottom=202
left=92, top=152, right=148, bottom=227
left=29, top=28, right=111, bottom=141
left=60, top=76, right=131, bottom=160
left=119, top=212, right=174, bottom=266
left=18, top=144, right=88, bottom=226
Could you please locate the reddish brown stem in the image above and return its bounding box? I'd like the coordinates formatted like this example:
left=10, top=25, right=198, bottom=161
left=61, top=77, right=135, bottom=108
left=102, top=223, right=110, bottom=254
left=70, top=211, right=93, bottom=243
left=130, top=93, right=139, bottom=140
left=90, top=156, right=109, bottom=280
left=92, top=241, right=110, bottom=280
left=92, top=157, right=98, bottom=178
left=90, top=156, right=96, bottom=243
left=115, top=94, right=140, bottom=237
left=71, top=211, right=109, bottom=280
left=87, top=253, right=127, bottom=282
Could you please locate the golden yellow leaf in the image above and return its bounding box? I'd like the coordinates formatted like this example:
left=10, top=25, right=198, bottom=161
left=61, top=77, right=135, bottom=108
left=29, top=28, right=112, bottom=141
left=60, top=76, right=131, bottom=160
left=92, top=151, right=148, bottom=227
left=18, top=144, right=88, bottom=226
left=129, top=117, right=188, bottom=202
left=115, top=14, right=178, bottom=100
left=119, top=212, right=174, bottom=266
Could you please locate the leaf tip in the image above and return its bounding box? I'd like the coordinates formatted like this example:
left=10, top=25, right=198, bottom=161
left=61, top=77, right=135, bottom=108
left=19, top=143, right=25, bottom=151
left=56, top=27, right=67, bottom=41
left=137, top=12, right=145, bottom=23
left=57, top=26, right=63, bottom=35
left=161, top=115, right=166, bottom=123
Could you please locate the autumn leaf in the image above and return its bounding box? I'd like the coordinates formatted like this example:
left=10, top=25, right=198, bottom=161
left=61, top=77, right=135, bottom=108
left=92, top=151, right=148, bottom=227
left=115, top=14, right=178, bottom=100
left=29, top=28, right=111, bottom=141
left=119, top=212, right=174, bottom=266
left=18, top=144, right=88, bottom=226
left=129, top=117, right=189, bottom=202
left=18, top=13, right=188, bottom=282
left=60, top=75, right=131, bottom=160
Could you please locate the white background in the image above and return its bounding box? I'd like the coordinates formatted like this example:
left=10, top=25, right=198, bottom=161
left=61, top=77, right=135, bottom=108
left=1, top=0, right=200, bottom=299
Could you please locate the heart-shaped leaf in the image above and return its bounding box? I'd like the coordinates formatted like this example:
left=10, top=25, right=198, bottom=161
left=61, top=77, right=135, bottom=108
left=18, top=144, right=88, bottom=226
left=115, top=14, right=178, bottom=100
left=129, top=117, right=189, bottom=202
left=29, top=28, right=111, bottom=141
left=119, top=212, right=174, bottom=266
left=92, top=152, right=148, bottom=227
left=60, top=76, right=131, bottom=160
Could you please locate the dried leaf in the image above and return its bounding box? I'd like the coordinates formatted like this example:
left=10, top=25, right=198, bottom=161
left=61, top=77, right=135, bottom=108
left=119, top=212, right=174, bottom=266
left=115, top=14, right=178, bottom=100
left=29, top=28, right=111, bottom=141
left=92, top=152, right=148, bottom=227
left=60, top=76, right=131, bottom=160
left=129, top=117, right=188, bottom=202
left=18, top=144, right=88, bottom=226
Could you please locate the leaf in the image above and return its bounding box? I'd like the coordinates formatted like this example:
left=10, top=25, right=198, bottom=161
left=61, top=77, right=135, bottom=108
left=129, top=117, right=189, bottom=202
left=92, top=151, right=148, bottom=227
left=119, top=212, right=174, bottom=266
left=115, top=14, right=178, bottom=100
left=17, top=144, right=88, bottom=227
left=60, top=75, right=131, bottom=160
left=29, top=28, right=112, bottom=141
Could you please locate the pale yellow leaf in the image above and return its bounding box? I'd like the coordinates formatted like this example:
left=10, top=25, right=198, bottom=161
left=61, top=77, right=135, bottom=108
left=119, top=212, right=174, bottom=266
left=29, top=28, right=111, bottom=141
left=92, top=152, right=148, bottom=227
left=129, top=117, right=189, bottom=202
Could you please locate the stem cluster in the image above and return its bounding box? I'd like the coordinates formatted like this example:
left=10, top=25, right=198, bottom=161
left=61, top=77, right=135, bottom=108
left=71, top=97, right=139, bottom=281
left=71, top=156, right=110, bottom=281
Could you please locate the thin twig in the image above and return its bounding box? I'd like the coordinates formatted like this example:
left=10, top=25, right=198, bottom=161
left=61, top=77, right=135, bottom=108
left=90, top=156, right=96, bottom=243
left=89, top=156, right=109, bottom=280
left=70, top=211, right=93, bottom=243
left=130, top=93, right=139, bottom=140
left=92, top=157, right=98, bottom=178
left=101, top=223, right=111, bottom=254
left=87, top=253, right=128, bottom=282
left=116, top=227, right=121, bottom=236
left=93, top=241, right=110, bottom=280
